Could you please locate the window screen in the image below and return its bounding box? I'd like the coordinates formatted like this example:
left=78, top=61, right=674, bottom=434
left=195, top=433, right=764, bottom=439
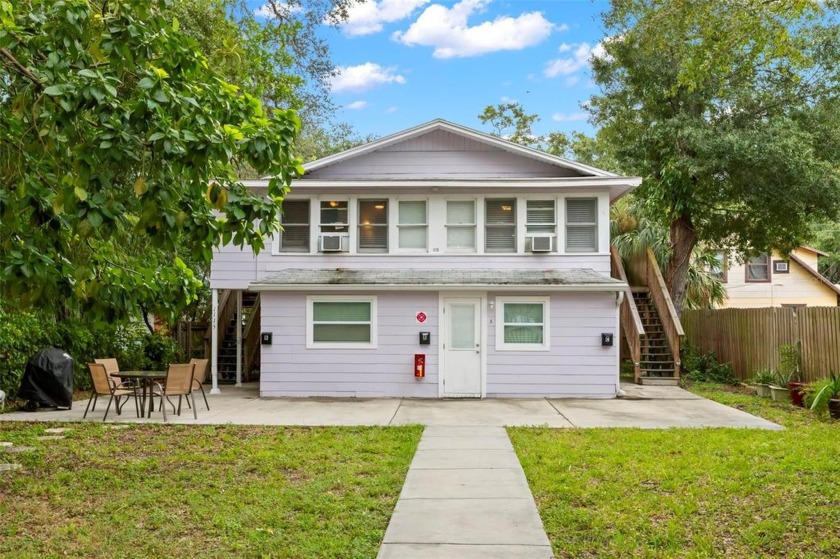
left=312, top=301, right=372, bottom=343
left=358, top=200, right=388, bottom=252
left=446, top=201, right=476, bottom=250
left=565, top=198, right=598, bottom=252
left=526, top=200, right=556, bottom=234
left=747, top=254, right=770, bottom=281
left=279, top=200, right=310, bottom=253
left=398, top=201, right=427, bottom=250
left=485, top=199, right=516, bottom=253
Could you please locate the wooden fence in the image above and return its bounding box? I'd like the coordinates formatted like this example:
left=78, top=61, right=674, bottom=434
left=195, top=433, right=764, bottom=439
left=682, top=307, right=840, bottom=382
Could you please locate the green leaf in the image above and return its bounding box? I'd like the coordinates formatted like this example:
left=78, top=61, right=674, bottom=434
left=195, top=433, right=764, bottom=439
left=43, top=85, right=64, bottom=96
left=78, top=69, right=97, bottom=78
left=74, top=186, right=88, bottom=201
left=172, top=17, right=179, bottom=32
left=133, top=177, right=148, bottom=196
left=87, top=211, right=103, bottom=228
left=137, top=77, right=155, bottom=89
left=148, top=132, right=165, bottom=142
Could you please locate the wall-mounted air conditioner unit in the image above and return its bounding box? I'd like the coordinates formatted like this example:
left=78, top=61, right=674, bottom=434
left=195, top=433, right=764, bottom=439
left=529, top=235, right=553, bottom=253
left=319, top=234, right=348, bottom=252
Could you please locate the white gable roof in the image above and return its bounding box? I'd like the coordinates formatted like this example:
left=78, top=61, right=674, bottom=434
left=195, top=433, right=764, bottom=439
left=301, top=119, right=617, bottom=178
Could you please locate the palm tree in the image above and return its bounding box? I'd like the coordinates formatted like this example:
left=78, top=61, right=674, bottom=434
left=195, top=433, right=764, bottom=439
left=611, top=198, right=727, bottom=310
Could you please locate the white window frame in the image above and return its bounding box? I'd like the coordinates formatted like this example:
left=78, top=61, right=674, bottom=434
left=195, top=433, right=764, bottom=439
left=444, top=199, right=478, bottom=253
left=564, top=197, right=600, bottom=254
left=495, top=296, right=550, bottom=351
left=276, top=199, right=311, bottom=254
left=524, top=198, right=558, bottom=252
left=357, top=199, right=389, bottom=253
left=395, top=198, right=429, bottom=253
left=306, top=295, right=378, bottom=349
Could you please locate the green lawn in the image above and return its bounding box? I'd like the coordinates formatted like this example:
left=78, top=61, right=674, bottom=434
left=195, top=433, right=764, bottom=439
left=0, top=423, right=422, bottom=558
left=509, top=384, right=840, bottom=558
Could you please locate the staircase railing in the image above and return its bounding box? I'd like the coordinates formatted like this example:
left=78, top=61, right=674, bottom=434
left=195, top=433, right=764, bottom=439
left=203, top=289, right=235, bottom=359
left=243, top=293, right=261, bottom=381
left=645, top=247, right=684, bottom=377
left=611, top=247, right=646, bottom=381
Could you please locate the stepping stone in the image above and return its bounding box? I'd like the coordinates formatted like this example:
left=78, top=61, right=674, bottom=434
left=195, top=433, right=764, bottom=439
left=44, top=428, right=70, bottom=434
left=36, top=435, right=65, bottom=441
left=106, top=425, right=130, bottom=430
left=0, top=463, right=22, bottom=472
left=0, top=442, right=12, bottom=447
left=4, top=446, right=36, bottom=454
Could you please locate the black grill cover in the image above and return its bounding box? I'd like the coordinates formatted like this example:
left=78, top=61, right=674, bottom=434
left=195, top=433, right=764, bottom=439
left=19, top=348, right=75, bottom=409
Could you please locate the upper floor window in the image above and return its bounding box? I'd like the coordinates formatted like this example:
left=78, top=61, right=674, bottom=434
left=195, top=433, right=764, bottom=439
left=566, top=198, right=598, bottom=253
left=446, top=200, right=476, bottom=251
left=358, top=200, right=388, bottom=252
left=746, top=254, right=770, bottom=282
left=320, top=201, right=348, bottom=233
left=398, top=201, right=427, bottom=250
left=278, top=200, right=310, bottom=253
left=485, top=199, right=516, bottom=253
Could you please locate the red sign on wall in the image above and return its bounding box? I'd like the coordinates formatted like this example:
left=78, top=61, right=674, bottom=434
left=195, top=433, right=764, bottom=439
left=416, top=311, right=427, bottom=323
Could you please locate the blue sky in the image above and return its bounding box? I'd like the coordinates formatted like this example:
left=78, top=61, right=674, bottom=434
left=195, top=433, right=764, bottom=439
left=253, top=1, right=611, bottom=139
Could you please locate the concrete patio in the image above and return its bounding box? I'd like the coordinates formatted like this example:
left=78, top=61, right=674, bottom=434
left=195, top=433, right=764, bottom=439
left=0, top=382, right=782, bottom=429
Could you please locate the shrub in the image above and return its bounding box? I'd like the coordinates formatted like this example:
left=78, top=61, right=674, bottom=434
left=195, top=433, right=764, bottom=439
left=751, top=368, right=776, bottom=385
left=681, top=345, right=740, bottom=385
left=0, top=309, right=182, bottom=400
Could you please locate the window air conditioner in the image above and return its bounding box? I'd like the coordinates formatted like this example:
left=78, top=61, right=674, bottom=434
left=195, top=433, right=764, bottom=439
left=530, top=235, right=553, bottom=253
left=319, top=234, right=348, bottom=252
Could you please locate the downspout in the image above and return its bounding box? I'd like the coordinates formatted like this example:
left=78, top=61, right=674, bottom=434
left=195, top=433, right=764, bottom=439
left=210, top=288, right=221, bottom=395
left=615, top=290, right=625, bottom=397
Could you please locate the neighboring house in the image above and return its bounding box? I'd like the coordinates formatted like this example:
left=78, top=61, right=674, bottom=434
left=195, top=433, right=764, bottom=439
left=209, top=119, right=641, bottom=398
left=712, top=246, right=840, bottom=308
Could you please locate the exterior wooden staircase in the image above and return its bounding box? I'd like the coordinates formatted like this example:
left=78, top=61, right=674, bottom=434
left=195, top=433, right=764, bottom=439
left=611, top=247, right=684, bottom=385
left=205, top=290, right=261, bottom=384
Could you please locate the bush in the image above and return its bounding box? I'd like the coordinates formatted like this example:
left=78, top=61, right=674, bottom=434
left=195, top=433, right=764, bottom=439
left=681, top=345, right=740, bottom=385
left=0, top=309, right=182, bottom=400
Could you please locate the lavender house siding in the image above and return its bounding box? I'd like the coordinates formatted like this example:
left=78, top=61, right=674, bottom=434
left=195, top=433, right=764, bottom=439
left=258, top=290, right=618, bottom=399
left=260, top=291, right=440, bottom=398
left=486, top=292, right=617, bottom=398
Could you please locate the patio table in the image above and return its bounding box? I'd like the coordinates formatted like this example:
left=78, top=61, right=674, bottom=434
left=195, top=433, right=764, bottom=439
left=112, top=371, right=166, bottom=418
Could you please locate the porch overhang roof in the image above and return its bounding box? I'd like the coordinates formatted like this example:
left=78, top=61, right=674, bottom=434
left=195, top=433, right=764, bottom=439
left=250, top=268, right=627, bottom=292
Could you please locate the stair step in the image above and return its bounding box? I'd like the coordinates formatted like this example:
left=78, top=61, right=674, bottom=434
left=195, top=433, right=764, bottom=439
left=638, top=377, right=679, bottom=386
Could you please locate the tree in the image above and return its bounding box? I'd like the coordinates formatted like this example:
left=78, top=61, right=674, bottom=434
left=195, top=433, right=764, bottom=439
left=589, top=0, right=840, bottom=313
left=0, top=0, right=302, bottom=321
left=478, top=102, right=542, bottom=148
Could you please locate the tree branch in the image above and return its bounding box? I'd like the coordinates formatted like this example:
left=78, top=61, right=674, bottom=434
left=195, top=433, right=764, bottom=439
left=0, top=48, right=43, bottom=90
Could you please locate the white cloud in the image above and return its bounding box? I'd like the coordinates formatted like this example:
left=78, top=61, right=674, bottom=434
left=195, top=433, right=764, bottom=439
left=329, top=63, right=407, bottom=93
left=338, top=0, right=430, bottom=37
left=384, top=106, right=398, bottom=113
left=500, top=95, right=516, bottom=103
left=345, top=100, right=369, bottom=110
left=552, top=112, right=588, bottom=122
left=564, top=76, right=579, bottom=87
left=393, top=0, right=555, bottom=59
left=254, top=2, right=303, bottom=19
left=543, top=42, right=603, bottom=78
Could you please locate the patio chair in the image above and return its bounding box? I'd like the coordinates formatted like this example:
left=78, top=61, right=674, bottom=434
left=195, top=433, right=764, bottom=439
left=94, top=358, right=122, bottom=384
left=189, top=358, right=210, bottom=410
left=84, top=363, right=139, bottom=422
left=151, top=363, right=197, bottom=422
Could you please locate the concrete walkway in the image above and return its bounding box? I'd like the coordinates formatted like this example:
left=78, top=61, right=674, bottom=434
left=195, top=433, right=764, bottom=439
left=0, top=383, right=782, bottom=429
left=378, top=426, right=552, bottom=559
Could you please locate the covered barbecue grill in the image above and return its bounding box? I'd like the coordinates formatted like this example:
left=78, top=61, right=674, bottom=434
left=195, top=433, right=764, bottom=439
left=19, top=348, right=75, bottom=410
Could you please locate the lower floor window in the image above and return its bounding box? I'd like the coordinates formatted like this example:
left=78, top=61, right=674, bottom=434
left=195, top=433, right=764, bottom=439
left=496, top=297, right=550, bottom=350
left=308, top=297, right=376, bottom=348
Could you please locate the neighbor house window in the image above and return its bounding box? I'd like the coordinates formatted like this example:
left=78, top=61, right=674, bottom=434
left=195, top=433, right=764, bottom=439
left=496, top=297, right=550, bottom=351
left=446, top=201, right=476, bottom=251
left=746, top=254, right=771, bottom=282
left=565, top=198, right=598, bottom=252
left=485, top=198, right=516, bottom=253
left=278, top=200, right=310, bottom=253
left=307, top=297, right=377, bottom=349
left=397, top=201, right=427, bottom=250
left=320, top=200, right=348, bottom=233
left=710, top=251, right=728, bottom=282
left=358, top=200, right=388, bottom=252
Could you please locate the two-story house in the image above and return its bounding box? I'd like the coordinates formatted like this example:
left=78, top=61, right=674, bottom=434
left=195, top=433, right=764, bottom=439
left=208, top=119, right=641, bottom=398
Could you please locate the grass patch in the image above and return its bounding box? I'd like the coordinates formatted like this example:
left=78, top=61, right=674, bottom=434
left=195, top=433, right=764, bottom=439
left=509, top=384, right=840, bottom=558
left=0, top=423, right=422, bottom=558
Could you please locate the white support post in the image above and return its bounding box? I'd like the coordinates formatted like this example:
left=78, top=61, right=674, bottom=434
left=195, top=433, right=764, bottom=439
left=236, top=290, right=243, bottom=387
left=210, top=288, right=221, bottom=394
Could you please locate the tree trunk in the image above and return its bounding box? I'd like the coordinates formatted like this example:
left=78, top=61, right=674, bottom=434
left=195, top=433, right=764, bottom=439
left=664, top=213, right=698, bottom=315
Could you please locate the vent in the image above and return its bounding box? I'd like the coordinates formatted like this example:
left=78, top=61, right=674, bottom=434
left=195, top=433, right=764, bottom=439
left=319, top=234, right=348, bottom=252
left=774, top=261, right=789, bottom=273
left=530, top=235, right=553, bottom=252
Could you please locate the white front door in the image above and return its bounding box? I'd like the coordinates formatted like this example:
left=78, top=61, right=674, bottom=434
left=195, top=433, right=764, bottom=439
left=442, top=297, right=482, bottom=397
